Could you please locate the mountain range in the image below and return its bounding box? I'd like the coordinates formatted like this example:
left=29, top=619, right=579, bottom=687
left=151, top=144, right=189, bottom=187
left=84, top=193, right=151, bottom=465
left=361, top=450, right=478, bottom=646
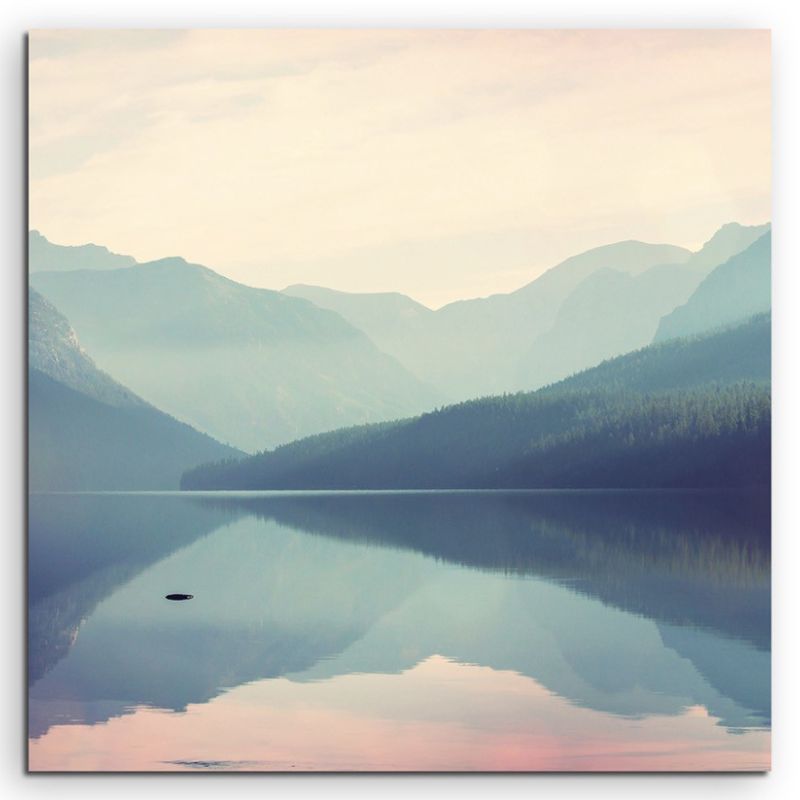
left=29, top=221, right=771, bottom=487
left=288, top=240, right=693, bottom=399
left=31, top=258, right=440, bottom=451
left=286, top=222, right=770, bottom=397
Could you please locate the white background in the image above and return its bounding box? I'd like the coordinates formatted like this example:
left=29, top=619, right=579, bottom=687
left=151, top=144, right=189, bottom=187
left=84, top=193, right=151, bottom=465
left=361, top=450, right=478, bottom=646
left=2, top=1, right=798, bottom=798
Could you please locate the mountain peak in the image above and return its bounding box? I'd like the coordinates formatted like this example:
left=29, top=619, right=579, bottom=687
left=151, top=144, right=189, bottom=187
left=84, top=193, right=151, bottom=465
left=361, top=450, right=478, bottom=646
left=706, top=221, right=770, bottom=241
left=29, top=230, right=137, bottom=273
left=143, top=256, right=190, bottom=268
left=688, top=221, right=771, bottom=270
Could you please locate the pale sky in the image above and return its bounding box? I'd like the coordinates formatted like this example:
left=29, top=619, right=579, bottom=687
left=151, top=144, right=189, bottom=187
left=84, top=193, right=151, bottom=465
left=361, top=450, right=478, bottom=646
left=29, top=29, right=770, bottom=308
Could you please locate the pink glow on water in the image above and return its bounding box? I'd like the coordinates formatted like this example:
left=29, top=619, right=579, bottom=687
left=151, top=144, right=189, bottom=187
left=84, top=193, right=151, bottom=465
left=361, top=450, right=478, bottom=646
left=28, top=656, right=770, bottom=772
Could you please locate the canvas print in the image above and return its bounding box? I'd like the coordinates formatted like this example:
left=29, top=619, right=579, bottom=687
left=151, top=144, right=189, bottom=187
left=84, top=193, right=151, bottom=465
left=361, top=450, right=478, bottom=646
left=27, top=29, right=771, bottom=772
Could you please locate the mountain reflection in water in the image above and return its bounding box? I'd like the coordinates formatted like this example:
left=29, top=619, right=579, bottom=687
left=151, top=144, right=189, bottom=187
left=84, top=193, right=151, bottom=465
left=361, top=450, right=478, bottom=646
left=28, top=490, right=770, bottom=771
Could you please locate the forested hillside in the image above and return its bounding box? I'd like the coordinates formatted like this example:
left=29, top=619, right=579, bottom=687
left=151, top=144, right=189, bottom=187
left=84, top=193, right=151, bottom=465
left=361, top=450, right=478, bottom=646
left=182, top=316, right=770, bottom=491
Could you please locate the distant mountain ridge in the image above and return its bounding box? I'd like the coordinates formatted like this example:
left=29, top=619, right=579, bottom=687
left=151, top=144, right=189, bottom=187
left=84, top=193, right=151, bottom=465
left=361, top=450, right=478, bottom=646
left=30, top=221, right=770, bottom=455
left=31, top=258, right=441, bottom=452
left=284, top=223, right=769, bottom=400
left=29, top=230, right=137, bottom=273
left=29, top=289, right=241, bottom=490
left=286, top=240, right=693, bottom=400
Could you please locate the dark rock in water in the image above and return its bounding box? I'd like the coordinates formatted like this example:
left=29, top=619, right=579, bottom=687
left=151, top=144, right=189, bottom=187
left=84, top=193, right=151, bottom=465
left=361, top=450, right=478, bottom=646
left=165, top=593, right=193, bottom=601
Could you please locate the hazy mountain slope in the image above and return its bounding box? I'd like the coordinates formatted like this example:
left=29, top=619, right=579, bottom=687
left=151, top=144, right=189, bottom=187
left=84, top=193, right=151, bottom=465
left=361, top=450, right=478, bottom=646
left=516, top=222, right=770, bottom=390
left=654, top=231, right=771, bottom=343
left=282, top=284, right=434, bottom=375
left=516, top=264, right=700, bottom=389
left=28, top=290, right=241, bottom=490
left=31, top=259, right=440, bottom=451
left=182, top=317, right=770, bottom=491
left=283, top=284, right=432, bottom=334
left=29, top=288, right=143, bottom=408
left=29, top=230, right=136, bottom=273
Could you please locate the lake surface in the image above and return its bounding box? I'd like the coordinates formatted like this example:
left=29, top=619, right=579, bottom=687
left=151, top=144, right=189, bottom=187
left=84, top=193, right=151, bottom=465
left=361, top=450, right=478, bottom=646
left=27, top=490, right=771, bottom=772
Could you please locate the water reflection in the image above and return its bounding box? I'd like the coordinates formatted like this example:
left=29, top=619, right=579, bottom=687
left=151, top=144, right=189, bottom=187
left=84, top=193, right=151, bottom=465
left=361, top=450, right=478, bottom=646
left=28, top=490, right=770, bottom=771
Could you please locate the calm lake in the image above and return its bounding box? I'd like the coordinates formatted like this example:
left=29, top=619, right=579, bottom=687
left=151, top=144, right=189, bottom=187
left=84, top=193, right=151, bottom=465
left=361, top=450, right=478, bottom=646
left=28, top=490, right=771, bottom=772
